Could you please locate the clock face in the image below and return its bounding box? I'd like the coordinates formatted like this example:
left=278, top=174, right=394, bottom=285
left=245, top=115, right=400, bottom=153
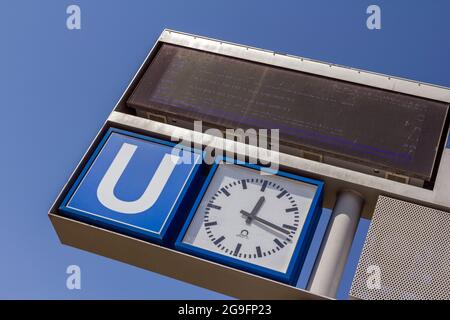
left=181, top=162, right=319, bottom=275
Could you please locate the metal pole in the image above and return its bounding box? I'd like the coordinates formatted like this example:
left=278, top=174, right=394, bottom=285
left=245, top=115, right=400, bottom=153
left=307, top=190, right=364, bottom=298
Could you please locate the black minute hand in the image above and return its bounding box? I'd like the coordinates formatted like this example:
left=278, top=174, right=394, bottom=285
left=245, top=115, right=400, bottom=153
left=240, top=210, right=291, bottom=235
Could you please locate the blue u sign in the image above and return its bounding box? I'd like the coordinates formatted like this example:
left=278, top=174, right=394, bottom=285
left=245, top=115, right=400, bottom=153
left=59, top=128, right=203, bottom=244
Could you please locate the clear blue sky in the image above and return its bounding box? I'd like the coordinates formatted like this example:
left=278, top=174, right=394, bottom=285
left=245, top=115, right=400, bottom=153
left=1, top=0, right=449, bottom=299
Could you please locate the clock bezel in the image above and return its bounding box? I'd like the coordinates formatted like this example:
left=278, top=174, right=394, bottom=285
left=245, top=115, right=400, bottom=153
left=175, top=157, right=324, bottom=285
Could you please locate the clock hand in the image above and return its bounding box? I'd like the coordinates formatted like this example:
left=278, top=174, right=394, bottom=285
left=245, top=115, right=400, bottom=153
left=245, top=196, right=266, bottom=224
left=240, top=210, right=291, bottom=235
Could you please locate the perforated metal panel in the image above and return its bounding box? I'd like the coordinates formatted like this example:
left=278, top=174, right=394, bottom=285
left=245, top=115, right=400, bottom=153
left=350, top=196, right=450, bottom=300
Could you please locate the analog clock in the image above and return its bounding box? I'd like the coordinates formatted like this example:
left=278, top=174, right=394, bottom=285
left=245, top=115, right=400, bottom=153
left=175, top=160, right=324, bottom=285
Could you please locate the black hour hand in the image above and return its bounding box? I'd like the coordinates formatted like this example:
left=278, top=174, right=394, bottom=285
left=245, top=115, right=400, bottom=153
left=245, top=196, right=265, bottom=224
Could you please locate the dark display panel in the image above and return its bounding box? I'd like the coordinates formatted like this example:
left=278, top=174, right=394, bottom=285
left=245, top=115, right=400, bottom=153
left=127, top=44, right=449, bottom=180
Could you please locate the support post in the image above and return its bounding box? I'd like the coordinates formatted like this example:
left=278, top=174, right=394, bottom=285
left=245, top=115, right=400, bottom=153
left=307, top=190, right=364, bottom=298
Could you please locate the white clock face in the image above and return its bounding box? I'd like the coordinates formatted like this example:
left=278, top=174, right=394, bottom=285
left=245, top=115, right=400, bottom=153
left=182, top=163, right=318, bottom=274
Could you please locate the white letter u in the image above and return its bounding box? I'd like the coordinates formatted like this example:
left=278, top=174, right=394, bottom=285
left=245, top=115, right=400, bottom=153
left=97, top=143, right=178, bottom=214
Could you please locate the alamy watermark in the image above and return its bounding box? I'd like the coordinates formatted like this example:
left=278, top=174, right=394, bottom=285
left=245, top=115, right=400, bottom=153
left=66, top=265, right=81, bottom=290
left=66, top=5, right=81, bottom=30
left=169, top=121, right=280, bottom=175
left=366, top=5, right=381, bottom=30
left=366, top=265, right=382, bottom=290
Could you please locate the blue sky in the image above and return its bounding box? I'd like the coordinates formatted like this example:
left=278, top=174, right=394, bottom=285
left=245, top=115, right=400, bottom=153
left=1, top=0, right=449, bottom=299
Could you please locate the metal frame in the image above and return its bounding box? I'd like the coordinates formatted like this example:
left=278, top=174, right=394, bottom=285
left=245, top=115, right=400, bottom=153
left=49, top=29, right=450, bottom=300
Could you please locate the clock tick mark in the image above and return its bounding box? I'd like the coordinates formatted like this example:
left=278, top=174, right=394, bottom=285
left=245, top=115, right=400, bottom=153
left=274, top=238, right=284, bottom=249
left=241, top=180, right=247, bottom=189
left=233, top=243, right=242, bottom=256
left=285, top=207, right=298, bottom=213
left=221, top=188, right=230, bottom=197
left=256, top=246, right=262, bottom=258
left=205, top=221, right=218, bottom=227
left=260, top=180, right=268, bottom=192
left=207, top=203, right=221, bottom=210
left=282, top=224, right=297, bottom=231
left=214, top=236, right=225, bottom=245
left=277, top=190, right=288, bottom=198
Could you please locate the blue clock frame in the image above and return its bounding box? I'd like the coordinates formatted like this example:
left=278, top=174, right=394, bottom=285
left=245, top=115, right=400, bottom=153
left=175, top=157, right=324, bottom=285
left=59, top=127, right=205, bottom=245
